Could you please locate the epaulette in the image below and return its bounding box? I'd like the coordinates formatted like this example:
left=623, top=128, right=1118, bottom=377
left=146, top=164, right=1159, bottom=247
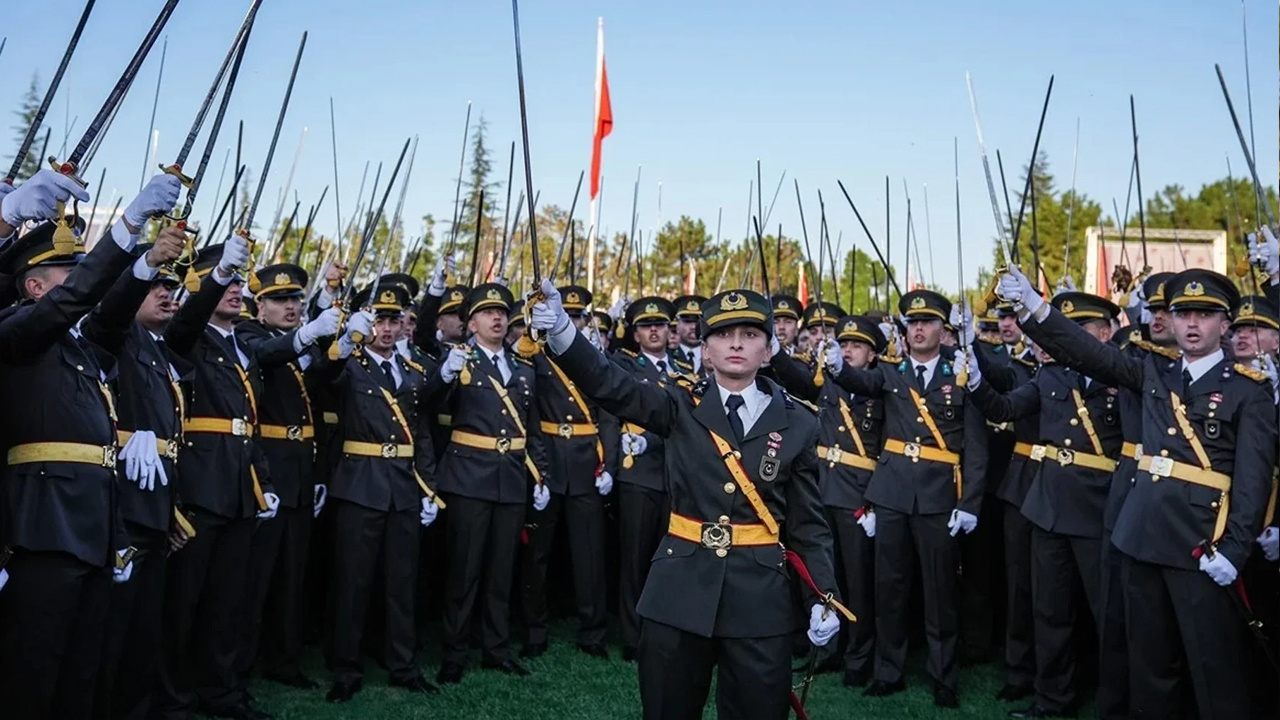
left=403, top=357, right=426, bottom=375
left=618, top=347, right=638, bottom=359
left=1234, top=362, right=1269, bottom=383
left=1013, top=354, right=1038, bottom=368
left=787, top=393, right=819, bottom=414
left=690, top=376, right=710, bottom=397
left=979, top=336, right=1002, bottom=346
left=1131, top=335, right=1181, bottom=360
left=512, top=354, right=533, bottom=366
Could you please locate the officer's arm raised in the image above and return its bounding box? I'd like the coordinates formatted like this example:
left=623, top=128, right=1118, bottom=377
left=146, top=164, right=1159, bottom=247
left=969, top=377, right=1040, bottom=423
left=548, top=329, right=678, bottom=437
left=1020, top=306, right=1142, bottom=392
left=769, top=346, right=821, bottom=401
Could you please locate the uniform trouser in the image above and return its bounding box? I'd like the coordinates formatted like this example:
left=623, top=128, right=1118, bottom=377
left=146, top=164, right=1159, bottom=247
left=521, top=490, right=608, bottom=647
left=1002, top=501, right=1036, bottom=690
left=239, top=504, right=311, bottom=680
left=1031, top=527, right=1102, bottom=713
left=441, top=494, right=525, bottom=663
left=94, top=526, right=168, bottom=720
left=0, top=549, right=110, bottom=720
left=1121, top=553, right=1254, bottom=719
left=1096, top=529, right=1130, bottom=719
left=827, top=506, right=875, bottom=674
left=330, top=500, right=420, bottom=684
left=637, top=619, right=792, bottom=720
left=154, top=510, right=254, bottom=718
left=618, top=483, right=669, bottom=651
left=873, top=507, right=959, bottom=691
left=959, top=492, right=1002, bottom=660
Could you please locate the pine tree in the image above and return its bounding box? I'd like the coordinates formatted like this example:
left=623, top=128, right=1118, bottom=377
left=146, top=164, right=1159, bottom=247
left=8, top=74, right=45, bottom=181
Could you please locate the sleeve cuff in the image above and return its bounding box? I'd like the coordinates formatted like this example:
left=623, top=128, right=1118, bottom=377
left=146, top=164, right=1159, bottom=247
left=131, top=255, right=160, bottom=281
left=547, top=321, right=578, bottom=355
left=111, top=219, right=140, bottom=252
left=211, top=266, right=234, bottom=286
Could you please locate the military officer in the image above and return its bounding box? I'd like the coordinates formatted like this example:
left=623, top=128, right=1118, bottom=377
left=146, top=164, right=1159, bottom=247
left=826, top=289, right=988, bottom=708
left=528, top=283, right=846, bottom=720
left=672, top=294, right=707, bottom=375
left=320, top=281, right=442, bottom=702
left=770, top=314, right=886, bottom=688
left=771, top=293, right=802, bottom=352
left=964, top=291, right=1126, bottom=718
left=0, top=170, right=181, bottom=720
left=802, top=300, right=843, bottom=349
left=433, top=283, right=552, bottom=685
left=999, top=266, right=1278, bottom=719
left=592, top=308, right=614, bottom=352
left=1230, top=294, right=1279, bottom=360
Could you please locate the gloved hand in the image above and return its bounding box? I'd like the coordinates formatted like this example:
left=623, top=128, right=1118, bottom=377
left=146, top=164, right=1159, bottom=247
left=313, top=484, right=327, bottom=518
left=1055, top=275, right=1078, bottom=294
left=529, top=279, right=570, bottom=335
left=0, top=168, right=90, bottom=227
left=950, top=302, right=975, bottom=347
left=124, top=173, right=182, bottom=228
left=297, top=307, right=341, bottom=347
left=769, top=334, right=781, bottom=357
left=806, top=604, right=840, bottom=646
left=257, top=492, right=280, bottom=520
left=878, top=321, right=896, bottom=346
left=948, top=509, right=978, bottom=537
left=621, top=432, right=648, bottom=457
left=608, top=297, right=627, bottom=319
left=0, top=181, right=14, bottom=206
left=0, top=568, right=7, bottom=593
left=595, top=470, right=613, bottom=496
left=529, top=481, right=550, bottom=509
left=1198, top=550, right=1238, bottom=586
left=420, top=497, right=439, bottom=527
left=217, top=233, right=251, bottom=276
left=1248, top=227, right=1280, bottom=277
left=998, top=265, right=1043, bottom=315
left=856, top=509, right=876, bottom=538
left=120, top=430, right=168, bottom=492
left=428, top=255, right=455, bottom=296
left=1254, top=355, right=1279, bottom=403
left=335, top=310, right=374, bottom=359
left=823, top=338, right=843, bottom=374
left=113, top=550, right=134, bottom=584
left=963, top=347, right=981, bottom=389
left=440, top=345, right=468, bottom=383
left=1258, top=527, right=1279, bottom=563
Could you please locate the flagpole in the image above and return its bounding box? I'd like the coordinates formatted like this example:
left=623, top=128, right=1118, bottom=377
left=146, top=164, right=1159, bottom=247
left=587, top=16, right=605, bottom=296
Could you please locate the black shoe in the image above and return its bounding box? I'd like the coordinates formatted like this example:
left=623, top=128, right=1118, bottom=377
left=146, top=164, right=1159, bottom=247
left=996, top=684, right=1034, bottom=702
left=933, top=684, right=960, bottom=709
left=390, top=674, right=440, bottom=695
left=1009, top=704, right=1075, bottom=718
left=325, top=680, right=362, bottom=703
left=577, top=643, right=609, bottom=659
left=621, top=646, right=637, bottom=663
left=863, top=679, right=907, bottom=697
left=519, top=642, right=547, bottom=659
left=263, top=671, right=318, bottom=690
left=436, top=662, right=465, bottom=685
left=481, top=658, right=531, bottom=677
left=842, top=668, right=871, bottom=688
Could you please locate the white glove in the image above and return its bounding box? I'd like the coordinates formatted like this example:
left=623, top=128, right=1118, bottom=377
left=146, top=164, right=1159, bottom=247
left=420, top=497, right=439, bottom=527
left=257, top=492, right=280, bottom=519
left=806, top=603, right=840, bottom=646
left=440, top=345, right=468, bottom=383
left=313, top=484, right=327, bottom=518
left=217, top=233, right=251, bottom=275
left=120, top=430, right=168, bottom=492
left=1258, top=527, right=1279, bottom=562
left=297, top=307, right=341, bottom=346
left=335, top=310, right=374, bottom=358
left=1127, top=279, right=1146, bottom=309
left=950, top=302, right=975, bottom=347
left=595, top=470, right=613, bottom=496
left=1248, top=227, right=1280, bottom=276
left=998, top=265, right=1043, bottom=315
left=532, top=483, right=550, bottom=511
left=948, top=509, right=978, bottom=537
left=1198, top=551, right=1238, bottom=586
left=962, top=347, right=981, bottom=389
left=823, top=338, right=843, bottom=374
left=0, top=182, right=14, bottom=210
left=529, top=279, right=570, bottom=335
left=1253, top=355, right=1279, bottom=402
left=857, top=509, right=876, bottom=538
left=1055, top=275, right=1078, bottom=294
left=621, top=432, right=648, bottom=457
left=0, top=568, right=7, bottom=593
left=428, top=255, right=455, bottom=296
left=769, top=334, right=781, bottom=357
left=608, top=297, right=627, bottom=319
left=878, top=321, right=895, bottom=346
left=124, top=173, right=182, bottom=228
left=0, top=168, right=90, bottom=226
left=113, top=550, right=134, bottom=584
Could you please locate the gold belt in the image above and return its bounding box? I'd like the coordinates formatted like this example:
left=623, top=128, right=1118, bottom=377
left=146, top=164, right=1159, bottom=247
left=116, top=431, right=179, bottom=460
left=1020, top=443, right=1117, bottom=473
left=7, top=442, right=117, bottom=469
left=816, top=445, right=877, bottom=471
left=883, top=438, right=959, bottom=465
left=538, top=421, right=597, bottom=439
left=258, top=424, right=315, bottom=441
left=183, top=417, right=253, bottom=437
left=667, top=512, right=778, bottom=557
left=342, top=441, right=414, bottom=459
left=1122, top=442, right=1142, bottom=462
left=1138, top=455, right=1230, bottom=491
left=450, top=430, right=527, bottom=454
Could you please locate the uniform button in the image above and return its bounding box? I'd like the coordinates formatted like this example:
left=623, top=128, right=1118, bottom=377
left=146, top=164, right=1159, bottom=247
left=501, top=409, right=508, bottom=415
left=715, top=548, right=728, bottom=558
left=838, top=426, right=845, bottom=431
left=500, top=429, right=507, bottom=435
left=566, top=415, right=573, bottom=420
left=718, top=515, right=730, bottom=524
left=1160, top=449, right=1169, bottom=457
left=1069, top=418, right=1079, bottom=426
left=666, top=548, right=673, bottom=556
left=916, top=416, right=924, bottom=423
left=1210, top=501, right=1220, bottom=509
left=76, top=365, right=84, bottom=371
left=1167, top=427, right=1177, bottom=435
left=1063, top=439, right=1072, bottom=447
left=723, top=482, right=736, bottom=494
left=1207, top=412, right=1215, bottom=418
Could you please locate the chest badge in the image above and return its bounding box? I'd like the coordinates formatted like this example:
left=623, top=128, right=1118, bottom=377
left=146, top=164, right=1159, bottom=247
left=759, top=456, right=780, bottom=482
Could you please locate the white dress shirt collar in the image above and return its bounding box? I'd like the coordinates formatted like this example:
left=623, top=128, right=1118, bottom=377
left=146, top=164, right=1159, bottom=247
left=716, top=379, right=770, bottom=435
left=1182, top=348, right=1224, bottom=384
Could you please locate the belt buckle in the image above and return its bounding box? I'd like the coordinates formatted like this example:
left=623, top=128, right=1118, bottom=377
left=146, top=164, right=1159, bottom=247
left=700, top=521, right=733, bottom=556
left=1133, top=443, right=1143, bottom=462
left=495, top=437, right=512, bottom=454
left=1056, top=448, right=1075, bottom=466
left=558, top=422, right=573, bottom=439
left=1030, top=444, right=1047, bottom=461
left=824, top=446, right=843, bottom=464
left=231, top=418, right=249, bottom=437
left=165, top=439, right=179, bottom=459
left=381, top=443, right=398, bottom=459
left=1148, top=456, right=1174, bottom=478
left=286, top=425, right=303, bottom=441
left=903, top=442, right=921, bottom=459
left=102, top=445, right=117, bottom=469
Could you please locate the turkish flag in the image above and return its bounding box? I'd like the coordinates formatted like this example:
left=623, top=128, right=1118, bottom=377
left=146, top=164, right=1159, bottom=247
left=590, top=20, right=612, bottom=200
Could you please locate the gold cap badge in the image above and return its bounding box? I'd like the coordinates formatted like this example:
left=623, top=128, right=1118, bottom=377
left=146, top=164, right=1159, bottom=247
left=274, top=272, right=292, bottom=286
left=379, top=290, right=396, bottom=305
left=720, top=292, right=748, bottom=311
left=1061, top=300, right=1075, bottom=314
left=910, top=296, right=926, bottom=310
left=1183, top=281, right=1205, bottom=297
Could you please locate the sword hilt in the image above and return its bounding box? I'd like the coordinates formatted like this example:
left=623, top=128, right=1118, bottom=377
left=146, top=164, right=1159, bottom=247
left=515, top=286, right=545, bottom=358
left=159, top=162, right=195, bottom=188
left=235, top=228, right=261, bottom=292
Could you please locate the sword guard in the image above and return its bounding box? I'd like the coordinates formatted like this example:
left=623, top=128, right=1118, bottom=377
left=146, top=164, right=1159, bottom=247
left=158, top=163, right=194, bottom=188
left=47, top=157, right=86, bottom=187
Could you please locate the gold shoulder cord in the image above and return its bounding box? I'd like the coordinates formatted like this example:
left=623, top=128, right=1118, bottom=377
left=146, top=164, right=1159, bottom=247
left=1069, top=388, right=1105, bottom=456
left=906, top=387, right=962, bottom=497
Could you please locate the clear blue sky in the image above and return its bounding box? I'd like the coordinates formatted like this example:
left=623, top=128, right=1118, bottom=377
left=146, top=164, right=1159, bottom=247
left=4, top=0, right=1277, bottom=294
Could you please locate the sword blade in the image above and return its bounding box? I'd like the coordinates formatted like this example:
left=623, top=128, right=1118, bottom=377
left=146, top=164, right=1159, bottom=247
left=243, top=31, right=307, bottom=232
left=174, top=0, right=261, bottom=168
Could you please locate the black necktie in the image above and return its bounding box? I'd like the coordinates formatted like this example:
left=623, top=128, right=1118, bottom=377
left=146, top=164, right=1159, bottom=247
left=725, top=394, right=746, bottom=442
left=656, top=360, right=667, bottom=375
left=380, top=360, right=397, bottom=392
left=916, top=364, right=928, bottom=389
left=1181, top=368, right=1193, bottom=395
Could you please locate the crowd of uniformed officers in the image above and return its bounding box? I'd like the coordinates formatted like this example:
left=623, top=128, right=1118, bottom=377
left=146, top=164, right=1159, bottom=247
left=0, top=166, right=1277, bottom=720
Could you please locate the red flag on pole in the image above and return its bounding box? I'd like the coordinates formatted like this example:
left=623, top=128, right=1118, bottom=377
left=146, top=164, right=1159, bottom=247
left=590, top=18, right=612, bottom=200
left=797, top=263, right=809, bottom=305
left=684, top=261, right=696, bottom=294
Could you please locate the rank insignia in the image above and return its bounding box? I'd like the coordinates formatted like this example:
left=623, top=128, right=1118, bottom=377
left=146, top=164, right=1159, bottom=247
left=759, top=456, right=780, bottom=482
left=942, top=385, right=953, bottom=394
left=943, top=407, right=956, bottom=420
left=1204, top=419, right=1221, bottom=439
left=766, top=448, right=777, bottom=458
left=1209, top=392, right=1223, bottom=404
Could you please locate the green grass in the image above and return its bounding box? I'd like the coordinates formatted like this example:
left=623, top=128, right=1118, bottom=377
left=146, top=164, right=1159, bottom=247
left=246, top=622, right=1082, bottom=719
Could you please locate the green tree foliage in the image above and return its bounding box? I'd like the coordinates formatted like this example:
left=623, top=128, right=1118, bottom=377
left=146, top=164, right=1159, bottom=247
left=7, top=74, right=44, bottom=181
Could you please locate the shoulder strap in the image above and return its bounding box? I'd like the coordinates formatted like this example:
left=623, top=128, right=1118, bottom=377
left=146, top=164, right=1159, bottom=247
left=486, top=375, right=543, bottom=484
left=693, top=394, right=779, bottom=535
left=1069, top=388, right=1105, bottom=456
left=906, top=387, right=947, bottom=452
left=835, top=397, right=869, bottom=457
left=1169, top=391, right=1212, bottom=469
